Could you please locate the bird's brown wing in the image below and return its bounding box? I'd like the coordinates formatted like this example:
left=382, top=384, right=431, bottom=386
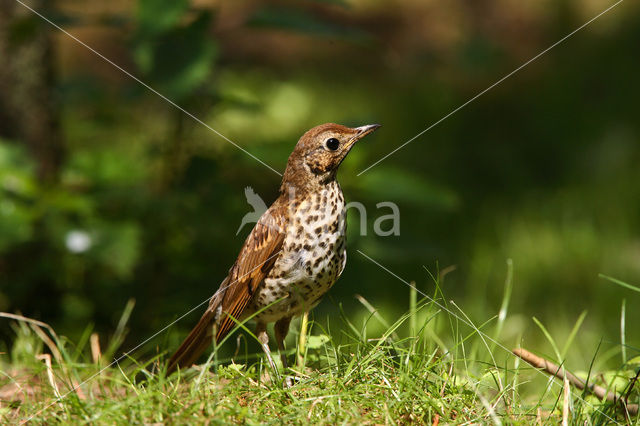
left=167, top=206, right=285, bottom=374
left=214, top=208, right=286, bottom=341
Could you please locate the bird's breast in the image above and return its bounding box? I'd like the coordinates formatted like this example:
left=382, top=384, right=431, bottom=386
left=249, top=182, right=348, bottom=321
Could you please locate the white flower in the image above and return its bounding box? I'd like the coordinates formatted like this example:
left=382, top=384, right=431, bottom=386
left=65, top=230, right=92, bottom=253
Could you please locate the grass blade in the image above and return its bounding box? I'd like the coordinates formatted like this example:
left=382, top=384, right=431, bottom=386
left=620, top=299, right=626, bottom=365
left=560, top=310, right=587, bottom=359
left=491, top=259, right=513, bottom=352
left=599, top=274, right=640, bottom=293
left=532, top=317, right=562, bottom=363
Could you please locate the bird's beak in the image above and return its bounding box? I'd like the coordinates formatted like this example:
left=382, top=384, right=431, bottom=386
left=346, top=124, right=381, bottom=147
left=354, top=124, right=381, bottom=138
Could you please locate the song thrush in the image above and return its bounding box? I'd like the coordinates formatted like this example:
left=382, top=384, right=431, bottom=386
left=167, top=122, right=380, bottom=375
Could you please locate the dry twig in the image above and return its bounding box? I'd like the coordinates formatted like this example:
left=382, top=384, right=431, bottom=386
left=90, top=333, right=102, bottom=364
left=36, top=354, right=62, bottom=402
left=513, top=348, right=638, bottom=416
left=562, top=377, right=570, bottom=426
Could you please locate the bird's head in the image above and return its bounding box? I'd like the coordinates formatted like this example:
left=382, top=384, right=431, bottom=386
left=281, top=123, right=380, bottom=192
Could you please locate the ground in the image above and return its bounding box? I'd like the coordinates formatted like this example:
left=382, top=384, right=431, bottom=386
left=1, top=289, right=638, bottom=424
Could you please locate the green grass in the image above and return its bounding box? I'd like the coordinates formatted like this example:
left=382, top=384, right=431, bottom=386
left=1, top=276, right=638, bottom=424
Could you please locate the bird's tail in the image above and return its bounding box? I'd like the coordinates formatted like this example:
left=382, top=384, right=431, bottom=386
left=166, top=308, right=216, bottom=375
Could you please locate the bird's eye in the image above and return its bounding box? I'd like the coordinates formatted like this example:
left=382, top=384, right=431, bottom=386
left=325, top=138, right=340, bottom=151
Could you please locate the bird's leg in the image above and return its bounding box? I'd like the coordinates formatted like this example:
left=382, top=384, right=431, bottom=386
left=274, top=317, right=292, bottom=369
left=255, top=322, right=278, bottom=374
left=275, top=317, right=296, bottom=387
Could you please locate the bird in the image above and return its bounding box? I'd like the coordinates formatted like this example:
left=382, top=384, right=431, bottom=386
left=235, top=186, right=268, bottom=235
left=167, top=122, right=381, bottom=377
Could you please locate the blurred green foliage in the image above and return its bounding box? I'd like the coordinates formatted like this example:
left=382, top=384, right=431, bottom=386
left=134, top=0, right=217, bottom=101
left=0, top=0, right=639, bottom=369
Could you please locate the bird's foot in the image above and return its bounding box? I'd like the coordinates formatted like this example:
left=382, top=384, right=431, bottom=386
left=283, top=374, right=302, bottom=388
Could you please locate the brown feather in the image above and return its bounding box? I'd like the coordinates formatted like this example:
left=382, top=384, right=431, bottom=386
left=167, top=204, right=286, bottom=374
left=166, top=308, right=216, bottom=374
left=215, top=208, right=286, bottom=341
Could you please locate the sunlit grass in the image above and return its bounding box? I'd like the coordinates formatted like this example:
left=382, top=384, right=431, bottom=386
left=1, top=274, right=638, bottom=424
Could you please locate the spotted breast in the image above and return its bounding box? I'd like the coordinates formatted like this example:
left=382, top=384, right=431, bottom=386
left=248, top=180, right=347, bottom=323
